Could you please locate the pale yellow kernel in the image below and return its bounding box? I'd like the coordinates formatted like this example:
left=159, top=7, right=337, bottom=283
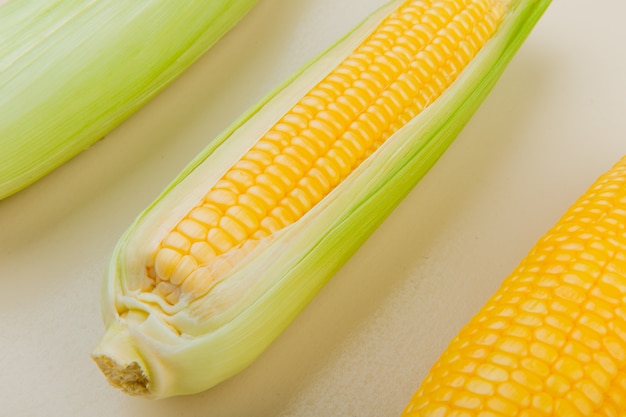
left=299, top=95, right=327, bottom=112
left=282, top=112, right=309, bottom=130
left=213, top=179, right=239, bottom=194
left=471, top=330, right=498, bottom=347
left=162, top=231, right=191, bottom=253
left=298, top=174, right=327, bottom=203
left=284, top=145, right=314, bottom=171
left=511, top=369, right=544, bottom=392
left=521, top=299, right=549, bottom=315
left=554, top=398, right=580, bottom=416
left=190, top=241, right=217, bottom=265
left=256, top=173, right=286, bottom=197
left=251, top=229, right=269, bottom=240
left=207, top=228, right=236, bottom=254
left=577, top=379, right=604, bottom=406
left=154, top=248, right=182, bottom=280
left=532, top=392, right=554, bottom=414
left=335, top=94, right=364, bottom=116
left=572, top=328, right=602, bottom=350
left=466, top=378, right=494, bottom=396
left=520, top=357, right=551, bottom=378
left=238, top=193, right=267, bottom=217
left=181, top=268, right=215, bottom=297
left=225, top=205, right=259, bottom=234
left=536, top=275, right=561, bottom=288
left=563, top=339, right=593, bottom=363
left=491, top=305, right=518, bottom=318
left=205, top=188, right=238, bottom=211
left=169, top=255, right=197, bottom=285
left=300, top=128, right=332, bottom=153
left=164, top=288, right=181, bottom=304
left=320, top=106, right=352, bottom=131
left=550, top=298, right=581, bottom=319
left=277, top=196, right=303, bottom=220
left=287, top=188, right=313, bottom=214
left=514, top=313, right=543, bottom=327
left=566, top=390, right=594, bottom=415
left=545, top=313, right=574, bottom=333
left=488, top=352, right=517, bottom=368
left=530, top=341, right=559, bottom=364
left=361, top=70, right=387, bottom=91
left=497, top=381, right=531, bottom=406
left=481, top=316, right=509, bottom=330
left=591, top=281, right=622, bottom=306
left=450, top=358, right=477, bottom=374
left=496, top=337, right=528, bottom=356
left=273, top=122, right=298, bottom=137
left=219, top=216, right=248, bottom=242
left=331, top=138, right=359, bottom=174
left=274, top=154, right=306, bottom=177
left=264, top=164, right=297, bottom=189
left=464, top=346, right=489, bottom=360
left=546, top=374, right=571, bottom=396
left=326, top=72, right=353, bottom=90
left=245, top=149, right=274, bottom=169
left=270, top=206, right=295, bottom=226
left=232, top=159, right=262, bottom=175
left=263, top=130, right=290, bottom=147
left=534, top=327, right=567, bottom=347
left=554, top=356, right=584, bottom=381
left=154, top=281, right=178, bottom=299
left=602, top=337, right=626, bottom=364
left=177, top=218, right=208, bottom=241
left=504, top=325, right=532, bottom=340
left=430, top=386, right=454, bottom=403
left=487, top=396, right=519, bottom=415
left=599, top=273, right=626, bottom=300
left=247, top=184, right=278, bottom=207
left=453, top=391, right=482, bottom=409
left=189, top=206, right=221, bottom=228
left=141, top=275, right=155, bottom=291
left=260, top=216, right=283, bottom=234
left=579, top=312, right=609, bottom=335
left=285, top=104, right=309, bottom=117
left=584, top=298, right=614, bottom=320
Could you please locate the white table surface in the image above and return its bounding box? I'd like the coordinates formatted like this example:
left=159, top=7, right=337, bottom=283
left=1, top=0, right=625, bottom=416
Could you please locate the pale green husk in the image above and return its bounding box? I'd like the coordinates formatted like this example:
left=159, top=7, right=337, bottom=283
left=0, top=0, right=257, bottom=200
left=93, top=0, right=551, bottom=398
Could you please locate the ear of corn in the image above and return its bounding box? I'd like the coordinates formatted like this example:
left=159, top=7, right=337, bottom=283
left=402, top=156, right=626, bottom=416
left=0, top=0, right=257, bottom=200
left=92, top=0, right=550, bottom=398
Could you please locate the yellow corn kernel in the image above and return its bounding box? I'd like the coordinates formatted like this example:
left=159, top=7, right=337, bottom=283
left=146, top=0, right=509, bottom=305
left=401, top=156, right=626, bottom=416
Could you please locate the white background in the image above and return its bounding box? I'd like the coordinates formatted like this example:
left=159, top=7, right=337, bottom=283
left=1, top=0, right=625, bottom=415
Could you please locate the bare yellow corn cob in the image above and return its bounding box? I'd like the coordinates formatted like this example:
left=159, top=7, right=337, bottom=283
left=94, top=0, right=550, bottom=398
left=402, top=155, right=626, bottom=416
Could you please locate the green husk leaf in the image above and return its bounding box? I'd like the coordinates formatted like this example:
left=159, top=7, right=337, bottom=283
left=0, top=0, right=257, bottom=199
left=93, top=0, right=551, bottom=398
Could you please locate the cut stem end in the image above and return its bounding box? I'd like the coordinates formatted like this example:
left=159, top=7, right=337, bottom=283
left=92, top=354, right=150, bottom=397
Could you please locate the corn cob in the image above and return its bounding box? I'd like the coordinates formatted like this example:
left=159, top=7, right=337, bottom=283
left=402, top=155, right=626, bottom=416
left=0, top=0, right=257, bottom=200
left=92, top=0, right=550, bottom=398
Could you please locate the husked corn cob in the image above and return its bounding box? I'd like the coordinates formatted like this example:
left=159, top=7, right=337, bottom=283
left=93, top=0, right=550, bottom=398
left=147, top=0, right=509, bottom=305
left=402, top=156, right=626, bottom=416
left=0, top=0, right=257, bottom=199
